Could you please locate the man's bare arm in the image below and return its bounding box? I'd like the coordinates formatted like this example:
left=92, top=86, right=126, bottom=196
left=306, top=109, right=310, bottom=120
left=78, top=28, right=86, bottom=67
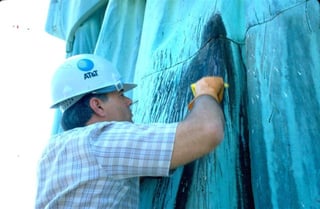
left=170, top=77, right=225, bottom=169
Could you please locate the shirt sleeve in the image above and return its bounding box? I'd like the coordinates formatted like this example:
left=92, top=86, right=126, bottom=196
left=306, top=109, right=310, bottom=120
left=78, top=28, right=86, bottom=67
left=89, top=121, right=177, bottom=179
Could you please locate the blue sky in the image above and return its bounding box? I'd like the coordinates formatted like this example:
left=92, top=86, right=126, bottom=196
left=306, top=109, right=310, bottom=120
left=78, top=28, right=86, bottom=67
left=0, top=0, right=65, bottom=208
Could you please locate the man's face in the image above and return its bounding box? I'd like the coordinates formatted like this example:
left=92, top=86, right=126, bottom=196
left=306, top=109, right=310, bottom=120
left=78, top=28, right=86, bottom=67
left=102, top=91, right=133, bottom=122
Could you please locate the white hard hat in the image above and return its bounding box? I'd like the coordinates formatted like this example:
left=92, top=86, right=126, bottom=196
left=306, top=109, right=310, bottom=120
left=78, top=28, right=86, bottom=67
left=50, top=54, right=137, bottom=111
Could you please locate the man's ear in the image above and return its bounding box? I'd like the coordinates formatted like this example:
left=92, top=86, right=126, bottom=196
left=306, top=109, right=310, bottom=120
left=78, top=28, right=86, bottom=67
left=89, top=97, right=106, bottom=117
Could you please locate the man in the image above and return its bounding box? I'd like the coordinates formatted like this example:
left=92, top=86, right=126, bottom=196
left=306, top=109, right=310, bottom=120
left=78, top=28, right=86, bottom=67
left=35, top=54, right=225, bottom=208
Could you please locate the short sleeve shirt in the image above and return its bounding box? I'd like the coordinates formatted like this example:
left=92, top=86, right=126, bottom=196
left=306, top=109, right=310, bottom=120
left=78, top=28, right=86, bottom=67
left=35, top=121, right=177, bottom=209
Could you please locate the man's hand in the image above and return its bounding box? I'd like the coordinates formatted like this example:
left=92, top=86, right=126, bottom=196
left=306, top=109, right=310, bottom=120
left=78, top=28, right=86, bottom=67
left=189, top=76, right=225, bottom=109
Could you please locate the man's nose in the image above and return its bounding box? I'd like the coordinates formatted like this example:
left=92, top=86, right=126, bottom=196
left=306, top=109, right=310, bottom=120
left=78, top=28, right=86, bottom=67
left=125, top=97, right=133, bottom=106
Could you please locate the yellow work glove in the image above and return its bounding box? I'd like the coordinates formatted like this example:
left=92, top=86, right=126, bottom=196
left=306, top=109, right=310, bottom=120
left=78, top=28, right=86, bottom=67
left=188, top=76, right=225, bottom=110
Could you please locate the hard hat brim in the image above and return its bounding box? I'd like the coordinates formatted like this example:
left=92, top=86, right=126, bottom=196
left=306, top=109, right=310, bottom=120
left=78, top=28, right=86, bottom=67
left=51, top=83, right=137, bottom=111
left=92, top=83, right=137, bottom=94
left=123, top=83, right=137, bottom=92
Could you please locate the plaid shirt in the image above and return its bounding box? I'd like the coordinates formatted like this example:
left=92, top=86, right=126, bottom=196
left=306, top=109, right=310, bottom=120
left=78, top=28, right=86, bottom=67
left=35, top=121, right=177, bottom=209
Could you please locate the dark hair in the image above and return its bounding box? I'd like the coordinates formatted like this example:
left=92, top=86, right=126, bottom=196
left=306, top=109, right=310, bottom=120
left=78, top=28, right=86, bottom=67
left=61, top=93, right=108, bottom=131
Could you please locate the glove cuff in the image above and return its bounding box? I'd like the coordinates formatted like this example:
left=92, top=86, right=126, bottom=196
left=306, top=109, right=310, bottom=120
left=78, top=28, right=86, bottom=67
left=188, top=94, right=219, bottom=110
